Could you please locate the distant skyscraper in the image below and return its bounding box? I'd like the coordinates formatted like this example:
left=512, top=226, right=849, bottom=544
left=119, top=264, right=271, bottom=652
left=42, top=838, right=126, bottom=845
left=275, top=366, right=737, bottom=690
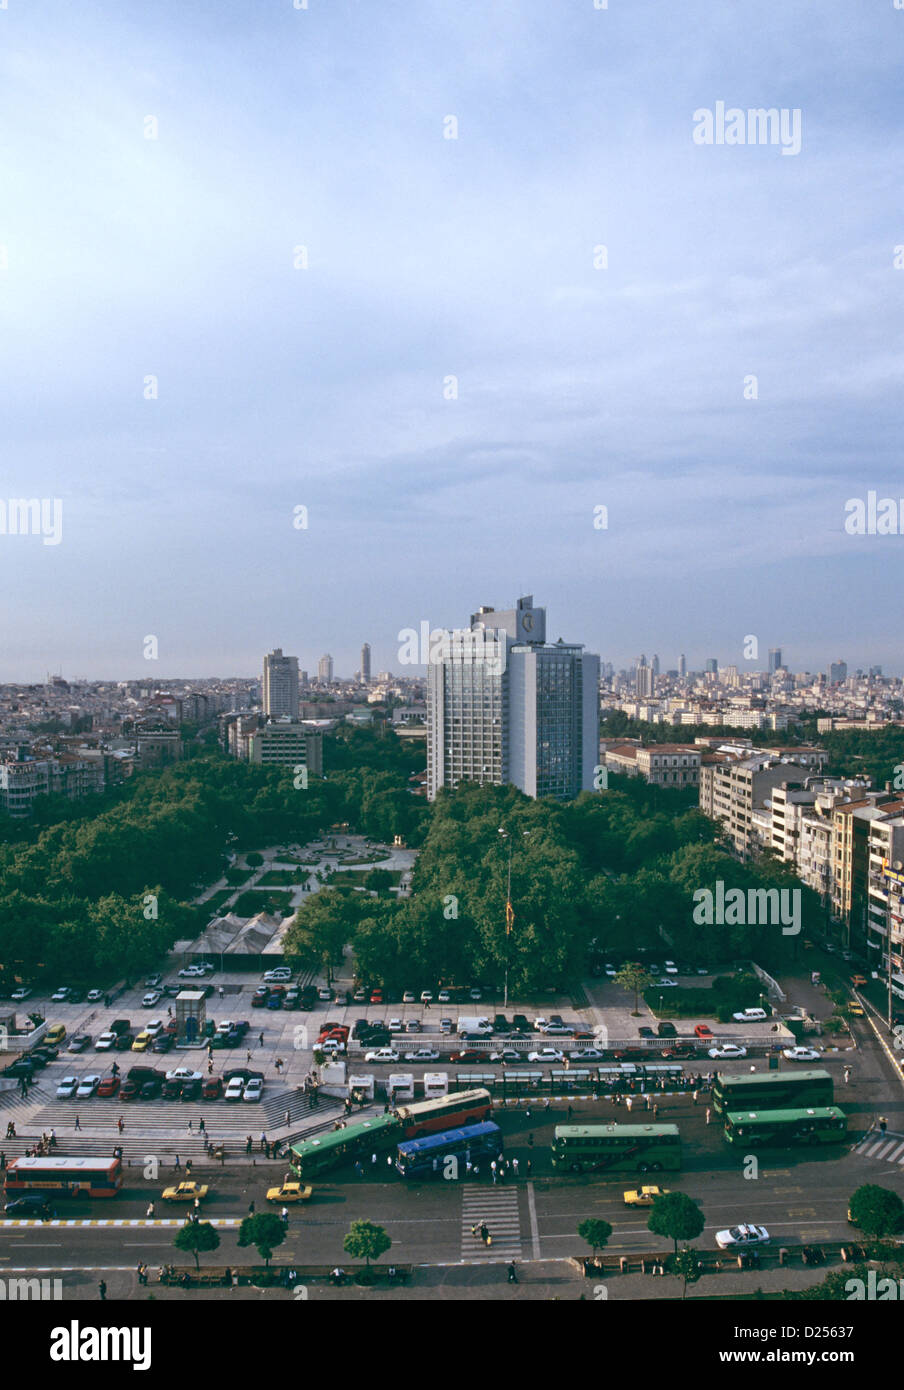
left=427, top=595, right=599, bottom=801
left=318, top=654, right=334, bottom=684
left=828, top=659, right=848, bottom=685
left=679, top=653, right=686, bottom=678
left=635, top=660, right=654, bottom=698
left=768, top=647, right=782, bottom=674
left=705, top=658, right=718, bottom=674
left=262, top=648, right=299, bottom=721
left=651, top=653, right=660, bottom=677
left=360, top=643, right=371, bottom=684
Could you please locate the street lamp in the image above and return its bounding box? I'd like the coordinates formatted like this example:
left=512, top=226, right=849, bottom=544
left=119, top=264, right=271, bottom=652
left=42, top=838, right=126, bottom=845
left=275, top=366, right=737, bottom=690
left=498, top=826, right=530, bottom=1010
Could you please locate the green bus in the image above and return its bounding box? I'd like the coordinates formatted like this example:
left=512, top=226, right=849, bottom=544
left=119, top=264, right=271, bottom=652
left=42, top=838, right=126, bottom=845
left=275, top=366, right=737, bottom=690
left=711, top=1069, right=833, bottom=1117
left=723, top=1106, right=847, bottom=1148
left=550, top=1123, right=682, bottom=1174
left=289, top=1113, right=401, bottom=1179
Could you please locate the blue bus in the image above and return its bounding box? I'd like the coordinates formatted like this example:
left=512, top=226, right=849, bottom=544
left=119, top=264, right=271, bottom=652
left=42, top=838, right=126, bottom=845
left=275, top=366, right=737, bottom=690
left=395, top=1121, right=503, bottom=1178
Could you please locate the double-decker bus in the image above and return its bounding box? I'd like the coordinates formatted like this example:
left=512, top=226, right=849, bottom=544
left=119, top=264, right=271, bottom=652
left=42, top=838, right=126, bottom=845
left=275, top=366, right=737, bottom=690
left=4, top=1156, right=123, bottom=1198
left=289, top=1113, right=400, bottom=1180
left=550, top=1123, right=682, bottom=1174
left=395, top=1089, right=492, bottom=1139
left=711, top=1069, right=833, bottom=1117
left=395, top=1121, right=503, bottom=1178
left=723, top=1106, right=847, bottom=1148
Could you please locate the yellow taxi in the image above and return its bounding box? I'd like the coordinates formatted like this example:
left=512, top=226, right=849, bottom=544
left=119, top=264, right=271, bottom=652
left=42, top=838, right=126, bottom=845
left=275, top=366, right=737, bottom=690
left=161, top=1181, right=210, bottom=1202
left=848, top=1002, right=865, bottom=1017
left=131, top=1031, right=152, bottom=1052
left=623, top=1185, right=670, bottom=1207
left=266, top=1182, right=313, bottom=1203
left=851, top=975, right=868, bottom=987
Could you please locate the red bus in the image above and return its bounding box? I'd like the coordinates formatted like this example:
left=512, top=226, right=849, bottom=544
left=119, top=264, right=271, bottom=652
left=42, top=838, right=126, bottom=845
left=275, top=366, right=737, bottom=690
left=4, top=1156, right=123, bottom=1198
left=395, top=1088, right=492, bottom=1139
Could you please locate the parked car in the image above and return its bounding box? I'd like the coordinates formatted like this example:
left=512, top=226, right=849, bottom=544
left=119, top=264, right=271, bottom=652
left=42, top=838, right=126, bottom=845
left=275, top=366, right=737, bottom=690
left=387, top=1019, right=404, bottom=1033
left=782, top=1046, right=821, bottom=1062
left=663, top=961, right=678, bottom=975
left=402, top=991, right=416, bottom=1004
left=141, top=991, right=162, bottom=1008
left=95, top=1032, right=117, bottom=1051
left=318, top=987, right=332, bottom=1001
left=527, top=1048, right=565, bottom=1063
left=715, top=1223, right=770, bottom=1251
left=224, top=1078, right=245, bottom=1102
left=112, top=1033, right=133, bottom=1051
left=449, top=1050, right=482, bottom=1064
left=263, top=967, right=292, bottom=983
left=140, top=1077, right=163, bottom=1099
left=638, top=1027, right=655, bottom=1039
left=403, top=1048, right=440, bottom=1062
left=489, top=1049, right=522, bottom=1063
left=67, top=1034, right=91, bottom=1053
left=120, top=1078, right=142, bottom=1101
left=10, top=987, right=32, bottom=1001
left=420, top=991, right=434, bottom=1005
left=177, top=965, right=205, bottom=979
left=657, top=979, right=678, bottom=989
left=732, top=1008, right=767, bottom=1023
left=51, top=987, right=72, bottom=1002
left=86, top=989, right=104, bottom=1002
left=97, top=1074, right=121, bottom=1097
left=512, top=1014, right=531, bottom=1032
left=145, top=1019, right=163, bottom=1039
left=624, top=1186, right=670, bottom=1207
left=165, top=1067, right=202, bottom=1083
left=161, top=1181, right=209, bottom=1202
left=352, top=988, right=367, bottom=1003
left=604, top=963, right=617, bottom=977
left=469, top=988, right=482, bottom=1001
left=369, top=989, right=383, bottom=1004
left=180, top=1080, right=202, bottom=1102
left=131, top=1032, right=152, bottom=1052
left=153, top=1033, right=175, bottom=1053
left=439, top=1018, right=454, bottom=1034
left=437, top=990, right=452, bottom=1003
left=570, top=1047, right=605, bottom=1061
left=694, top=1024, right=714, bottom=1040
left=144, top=974, right=162, bottom=988
left=708, top=1044, right=748, bottom=1059
left=404, top=1020, right=421, bottom=1033
left=76, top=1074, right=101, bottom=1098
left=202, top=1077, right=222, bottom=1100
left=364, top=1048, right=400, bottom=1064
left=657, top=1022, right=677, bottom=1038
left=56, top=1075, right=80, bottom=1099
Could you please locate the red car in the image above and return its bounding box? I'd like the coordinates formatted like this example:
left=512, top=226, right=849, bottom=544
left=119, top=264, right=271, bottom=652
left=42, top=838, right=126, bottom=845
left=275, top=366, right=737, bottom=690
left=120, top=1078, right=142, bottom=1101
left=97, top=1074, right=120, bottom=1097
left=251, top=988, right=269, bottom=1008
left=202, top=1077, right=222, bottom=1100
left=449, top=1050, right=482, bottom=1064
left=694, top=1024, right=714, bottom=1040
left=370, top=989, right=383, bottom=1004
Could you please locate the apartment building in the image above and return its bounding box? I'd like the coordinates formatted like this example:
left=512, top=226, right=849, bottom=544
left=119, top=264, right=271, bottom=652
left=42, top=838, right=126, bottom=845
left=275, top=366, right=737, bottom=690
left=247, top=720, right=323, bottom=774
left=832, top=793, right=902, bottom=947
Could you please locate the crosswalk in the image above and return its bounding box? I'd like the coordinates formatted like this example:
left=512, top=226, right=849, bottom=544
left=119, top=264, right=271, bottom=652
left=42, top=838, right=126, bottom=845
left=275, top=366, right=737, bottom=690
left=0, top=1088, right=340, bottom=1163
left=461, top=1187, right=523, bottom=1262
left=853, top=1130, right=904, bottom=1167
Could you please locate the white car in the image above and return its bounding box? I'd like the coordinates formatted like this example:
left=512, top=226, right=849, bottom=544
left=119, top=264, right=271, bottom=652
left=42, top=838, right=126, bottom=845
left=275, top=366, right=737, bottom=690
left=263, top=967, right=292, bottom=983
left=663, top=961, right=678, bottom=975
left=142, top=991, right=162, bottom=1007
left=76, top=1074, right=101, bottom=1098
left=95, top=1032, right=116, bottom=1050
left=10, top=987, right=31, bottom=1001
left=715, top=1223, right=770, bottom=1251
left=319, top=1039, right=346, bottom=1055
left=387, top=1018, right=404, bottom=1033
left=782, top=1046, right=821, bottom=1062
left=242, top=1078, right=263, bottom=1102
left=51, top=987, right=71, bottom=1002
left=402, top=991, right=416, bottom=1004
left=532, top=1017, right=551, bottom=1031
left=468, top=988, right=482, bottom=1001
left=165, top=1067, right=202, bottom=1083
left=56, top=1075, right=80, bottom=1098
left=215, top=1020, right=235, bottom=1035
left=732, top=1008, right=767, bottom=1023
left=224, top=1078, right=245, bottom=1102
left=178, top=965, right=204, bottom=978
left=657, top=979, right=678, bottom=988
left=403, top=1048, right=440, bottom=1062
left=145, top=1019, right=164, bottom=1039
left=438, top=990, right=451, bottom=1003
left=708, top=1044, right=748, bottom=1060
left=604, top=964, right=617, bottom=977
left=528, top=1048, right=565, bottom=1063
left=317, top=987, right=332, bottom=1001
left=420, top=991, right=434, bottom=1004
left=86, top=989, right=104, bottom=1002
left=570, top=1047, right=605, bottom=1061
left=364, top=1048, right=400, bottom=1064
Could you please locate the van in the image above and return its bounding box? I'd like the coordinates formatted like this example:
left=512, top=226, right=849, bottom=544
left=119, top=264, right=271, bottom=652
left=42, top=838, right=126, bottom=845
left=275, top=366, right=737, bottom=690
left=45, top=1023, right=67, bottom=1046
left=457, top=1016, right=492, bottom=1038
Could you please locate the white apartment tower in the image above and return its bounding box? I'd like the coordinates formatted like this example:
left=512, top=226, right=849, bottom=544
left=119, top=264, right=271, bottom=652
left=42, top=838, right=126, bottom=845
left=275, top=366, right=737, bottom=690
left=262, top=648, right=299, bottom=721
left=427, top=595, right=600, bottom=802
left=318, top=654, right=334, bottom=685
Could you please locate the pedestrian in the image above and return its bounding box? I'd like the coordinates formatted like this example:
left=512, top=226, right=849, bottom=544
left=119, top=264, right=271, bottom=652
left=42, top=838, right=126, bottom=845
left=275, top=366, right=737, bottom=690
left=185, top=1160, right=193, bottom=1176
left=258, top=1032, right=264, bottom=1047
left=512, top=1157, right=519, bottom=1178
left=527, top=1133, right=533, bottom=1148
left=136, top=1263, right=143, bottom=1285
left=281, top=1206, right=289, bottom=1226
left=246, top=1135, right=253, bottom=1155
left=193, top=1196, right=200, bottom=1212
left=98, top=1280, right=107, bottom=1301
left=692, top=1089, right=699, bottom=1106
left=526, top=1158, right=533, bottom=1177
left=246, top=1050, right=252, bottom=1064
left=248, top=1201, right=255, bottom=1215
left=371, top=1152, right=377, bottom=1166
left=174, top=1155, right=181, bottom=1169
left=354, top=1161, right=364, bottom=1177
left=386, top=1154, right=393, bottom=1170
left=653, top=1103, right=659, bottom=1120
left=284, top=1110, right=291, bottom=1128
left=525, top=1107, right=531, bottom=1120
left=543, top=1098, right=550, bottom=1112
left=207, top=1060, right=214, bottom=1075
left=625, top=1095, right=633, bottom=1113
left=705, top=1106, right=712, bottom=1125
left=844, top=1067, right=851, bottom=1085
left=199, top=1118, right=205, bottom=1135
left=74, top=1115, right=81, bottom=1131
left=491, top=1160, right=497, bottom=1184
left=880, top=1116, right=888, bottom=1135
left=188, top=1120, right=193, bottom=1132
left=117, top=1116, right=124, bottom=1134
left=260, top=1132, right=267, bottom=1152
left=567, top=1104, right=573, bottom=1121
left=147, top=1202, right=155, bottom=1219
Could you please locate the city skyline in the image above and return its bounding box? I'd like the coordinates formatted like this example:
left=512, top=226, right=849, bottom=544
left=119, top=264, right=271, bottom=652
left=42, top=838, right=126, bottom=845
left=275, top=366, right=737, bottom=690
left=1, top=2, right=902, bottom=680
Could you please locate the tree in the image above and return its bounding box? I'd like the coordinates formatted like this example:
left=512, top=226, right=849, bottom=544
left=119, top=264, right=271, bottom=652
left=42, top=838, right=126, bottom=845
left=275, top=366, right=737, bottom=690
left=577, top=1218, right=613, bottom=1258
left=246, top=852, right=264, bottom=867
left=173, top=1219, right=220, bottom=1271
left=671, top=1246, right=703, bottom=1300
left=647, top=1192, right=705, bottom=1254
left=615, top=962, right=654, bottom=1015
left=343, top=1218, right=391, bottom=1273
left=237, top=1212, right=286, bottom=1267
left=848, top=1184, right=904, bottom=1240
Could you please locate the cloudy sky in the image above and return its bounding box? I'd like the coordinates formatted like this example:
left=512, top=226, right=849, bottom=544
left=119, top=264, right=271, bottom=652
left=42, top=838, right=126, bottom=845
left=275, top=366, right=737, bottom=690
left=1, top=0, right=902, bottom=681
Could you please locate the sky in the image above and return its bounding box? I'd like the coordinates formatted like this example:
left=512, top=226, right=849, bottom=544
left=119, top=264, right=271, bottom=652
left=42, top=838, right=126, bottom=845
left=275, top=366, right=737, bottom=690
left=1, top=0, right=903, bottom=681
